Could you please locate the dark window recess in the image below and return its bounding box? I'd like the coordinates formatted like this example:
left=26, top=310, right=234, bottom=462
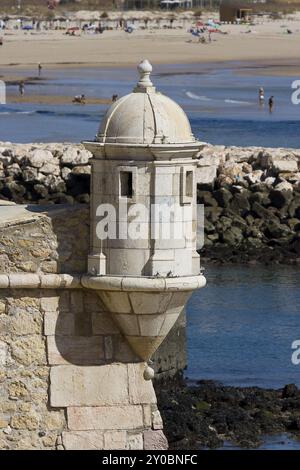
left=120, top=171, right=133, bottom=198
left=186, top=171, right=193, bottom=198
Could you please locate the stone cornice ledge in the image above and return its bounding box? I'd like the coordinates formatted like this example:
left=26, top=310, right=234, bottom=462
left=81, top=274, right=206, bottom=292
left=0, top=274, right=82, bottom=290
left=0, top=273, right=206, bottom=291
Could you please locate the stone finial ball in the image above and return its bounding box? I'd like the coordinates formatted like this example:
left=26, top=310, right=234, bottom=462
left=137, top=59, right=153, bottom=75
left=144, top=365, right=155, bottom=381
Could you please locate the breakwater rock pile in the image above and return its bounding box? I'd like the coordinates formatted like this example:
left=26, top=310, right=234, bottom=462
left=197, top=145, right=300, bottom=264
left=0, top=143, right=91, bottom=205
left=156, top=379, right=300, bottom=449
left=0, top=142, right=299, bottom=264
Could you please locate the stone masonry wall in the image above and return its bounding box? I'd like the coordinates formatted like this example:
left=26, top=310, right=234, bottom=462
left=0, top=206, right=171, bottom=449
left=0, top=286, right=166, bottom=450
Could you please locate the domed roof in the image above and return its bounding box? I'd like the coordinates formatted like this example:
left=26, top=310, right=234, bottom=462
left=97, top=60, right=196, bottom=146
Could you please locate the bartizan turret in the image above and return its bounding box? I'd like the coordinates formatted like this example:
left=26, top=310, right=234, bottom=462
left=82, top=60, right=206, bottom=379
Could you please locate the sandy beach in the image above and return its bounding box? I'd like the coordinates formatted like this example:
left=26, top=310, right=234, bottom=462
left=0, top=18, right=300, bottom=73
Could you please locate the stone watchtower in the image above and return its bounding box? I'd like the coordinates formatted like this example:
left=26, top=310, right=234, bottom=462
left=0, top=60, right=206, bottom=450
left=83, top=60, right=206, bottom=375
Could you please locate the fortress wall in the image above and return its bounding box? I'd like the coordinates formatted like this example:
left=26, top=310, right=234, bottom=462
left=0, top=206, right=175, bottom=450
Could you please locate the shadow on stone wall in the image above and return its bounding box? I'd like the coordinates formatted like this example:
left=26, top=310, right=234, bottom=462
left=50, top=289, right=187, bottom=378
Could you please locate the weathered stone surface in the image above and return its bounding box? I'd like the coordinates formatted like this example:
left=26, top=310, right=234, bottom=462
left=127, top=433, right=144, bottom=450
left=67, top=405, right=144, bottom=431
left=91, top=312, right=119, bottom=335
left=61, top=148, right=91, bottom=166
left=272, top=159, right=298, bottom=174
left=42, top=411, right=65, bottom=431
left=44, top=311, right=75, bottom=336
left=10, top=335, right=46, bottom=366
left=143, top=404, right=152, bottom=427
left=104, top=431, right=127, bottom=450
left=47, top=336, right=105, bottom=365
left=152, top=409, right=164, bottom=430
left=26, top=149, right=53, bottom=169
left=10, top=413, right=39, bottom=431
left=62, top=431, right=104, bottom=450
left=40, top=296, right=59, bottom=312
left=50, top=364, right=129, bottom=407
left=10, top=311, right=41, bottom=335
left=196, top=166, right=217, bottom=186
left=0, top=299, right=6, bottom=313
left=8, top=381, right=29, bottom=399
left=143, top=430, right=168, bottom=450
left=275, top=180, right=294, bottom=192
left=0, top=418, right=9, bottom=429
left=128, top=363, right=157, bottom=405
left=0, top=341, right=7, bottom=366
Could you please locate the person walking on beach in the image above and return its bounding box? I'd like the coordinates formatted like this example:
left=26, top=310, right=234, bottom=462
left=19, top=81, right=25, bottom=97
left=38, top=63, right=42, bottom=76
left=268, top=95, right=274, bottom=113
left=258, top=87, right=264, bottom=106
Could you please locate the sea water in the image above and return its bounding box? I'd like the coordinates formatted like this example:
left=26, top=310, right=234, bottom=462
left=187, top=265, right=300, bottom=450
left=1, top=61, right=300, bottom=147
left=186, top=265, right=300, bottom=389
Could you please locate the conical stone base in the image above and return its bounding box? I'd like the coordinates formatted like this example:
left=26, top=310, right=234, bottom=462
left=97, top=289, right=193, bottom=362
left=81, top=274, right=206, bottom=363
left=118, top=334, right=165, bottom=362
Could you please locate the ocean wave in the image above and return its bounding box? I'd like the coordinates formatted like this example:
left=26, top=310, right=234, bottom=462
left=0, top=109, right=99, bottom=120
left=224, top=99, right=252, bottom=105
left=0, top=110, right=36, bottom=116
left=186, top=91, right=212, bottom=101
left=186, top=91, right=253, bottom=106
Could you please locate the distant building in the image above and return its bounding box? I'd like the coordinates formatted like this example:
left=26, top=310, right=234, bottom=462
left=124, top=0, right=195, bottom=8
left=160, top=0, right=193, bottom=9
left=220, top=2, right=253, bottom=23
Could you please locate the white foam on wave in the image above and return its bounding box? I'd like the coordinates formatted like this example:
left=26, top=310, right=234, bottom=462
left=186, top=92, right=252, bottom=106
left=0, top=110, right=35, bottom=116
left=225, top=99, right=252, bottom=105
left=186, top=91, right=212, bottom=101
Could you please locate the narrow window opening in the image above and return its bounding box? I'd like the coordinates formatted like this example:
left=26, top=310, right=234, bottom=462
left=185, top=171, right=193, bottom=198
left=120, top=171, right=133, bottom=198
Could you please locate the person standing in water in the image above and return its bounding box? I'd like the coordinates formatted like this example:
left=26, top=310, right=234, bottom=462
left=258, top=87, right=264, bottom=106
left=38, top=63, right=42, bottom=76
left=268, top=96, right=274, bottom=113
left=19, top=81, right=25, bottom=96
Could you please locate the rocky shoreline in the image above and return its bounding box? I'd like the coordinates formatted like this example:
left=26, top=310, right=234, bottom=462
left=155, top=378, right=300, bottom=449
left=0, top=142, right=299, bottom=264
left=0, top=143, right=91, bottom=205
left=197, top=145, right=300, bottom=265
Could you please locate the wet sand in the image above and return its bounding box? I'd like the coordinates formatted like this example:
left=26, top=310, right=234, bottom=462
left=7, top=94, right=111, bottom=105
